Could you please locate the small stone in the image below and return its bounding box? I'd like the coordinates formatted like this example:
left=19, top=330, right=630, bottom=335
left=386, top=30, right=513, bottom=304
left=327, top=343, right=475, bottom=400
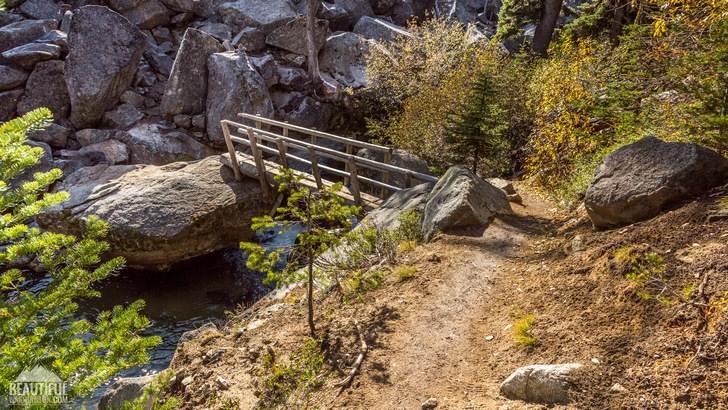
left=191, top=114, right=205, bottom=130
left=202, top=347, right=226, bottom=364
left=173, top=113, right=192, bottom=129
left=181, top=376, right=194, bottom=387
left=610, top=383, right=627, bottom=393
left=102, top=103, right=144, bottom=130
left=591, top=358, right=601, bottom=365
left=427, top=254, right=441, bottom=262
left=421, top=397, right=438, bottom=409
left=1, top=42, right=61, bottom=70
left=215, top=376, right=230, bottom=390
left=75, top=129, right=115, bottom=147
left=282, top=52, right=306, bottom=67
left=485, top=335, right=494, bottom=341
left=507, top=193, right=522, bottom=204
left=120, top=90, right=146, bottom=107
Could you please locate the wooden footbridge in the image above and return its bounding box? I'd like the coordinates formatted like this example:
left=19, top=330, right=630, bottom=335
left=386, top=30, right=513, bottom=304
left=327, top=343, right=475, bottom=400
left=220, top=113, right=438, bottom=211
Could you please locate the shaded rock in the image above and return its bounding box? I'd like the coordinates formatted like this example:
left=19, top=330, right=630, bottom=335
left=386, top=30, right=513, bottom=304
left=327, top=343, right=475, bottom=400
left=389, top=0, right=415, bottom=26
left=17, top=60, right=69, bottom=121
left=371, top=0, right=395, bottom=14
left=423, top=166, right=512, bottom=241
left=19, top=0, right=62, bottom=20
left=353, top=15, right=410, bottom=43
left=177, top=323, right=218, bottom=346
left=78, top=139, right=129, bottom=165
left=37, top=156, right=270, bottom=270
left=161, top=0, right=220, bottom=18
left=121, top=122, right=215, bottom=165
left=120, top=89, right=146, bottom=107
left=283, top=96, right=334, bottom=129
left=357, top=148, right=431, bottom=188
left=1, top=42, right=61, bottom=70
left=359, top=181, right=433, bottom=230
left=487, top=178, right=515, bottom=195
left=0, top=19, right=57, bottom=54
left=0, top=12, right=24, bottom=28
left=173, top=113, right=191, bottom=128
left=250, top=54, right=279, bottom=88
left=0, top=88, right=24, bottom=122
left=191, top=114, right=205, bottom=130
left=231, top=26, right=265, bottom=51
left=448, top=0, right=482, bottom=23
left=28, top=123, right=69, bottom=149
left=98, top=375, right=154, bottom=410
left=34, top=30, right=68, bottom=55
left=76, top=128, right=115, bottom=147
left=320, top=1, right=349, bottom=31
left=107, top=0, right=144, bottom=13
left=265, top=15, right=329, bottom=56
left=277, top=66, right=307, bottom=90
left=219, top=0, right=297, bottom=36
left=102, top=103, right=144, bottom=129
left=585, top=136, right=728, bottom=229
left=500, top=363, right=582, bottom=404
left=198, top=21, right=231, bottom=42
left=143, top=40, right=174, bottom=77
left=0, top=65, right=29, bottom=91
left=334, top=0, right=374, bottom=28
left=123, top=0, right=170, bottom=30
left=161, top=28, right=224, bottom=118
left=319, top=31, right=371, bottom=88
left=421, top=397, right=438, bottom=410
left=66, top=6, right=146, bottom=129
left=205, top=51, right=273, bottom=148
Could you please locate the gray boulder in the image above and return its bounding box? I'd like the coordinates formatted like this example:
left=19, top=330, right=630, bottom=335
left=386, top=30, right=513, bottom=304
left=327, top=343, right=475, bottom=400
left=17, top=60, right=69, bottom=121
left=121, top=122, right=215, bottom=165
left=98, top=375, right=154, bottom=410
left=160, top=28, right=224, bottom=119
left=205, top=51, right=273, bottom=149
left=277, top=66, right=308, bottom=90
left=197, top=22, right=231, bottom=42
left=78, top=139, right=129, bottom=165
left=0, top=88, right=24, bottom=122
left=36, top=156, right=270, bottom=270
left=35, top=30, right=68, bottom=55
left=320, top=1, right=349, bottom=31
left=19, top=0, right=62, bottom=20
left=0, top=12, right=24, bottom=29
left=76, top=129, right=115, bottom=147
left=143, top=40, right=174, bottom=76
left=102, top=103, right=144, bottom=129
left=106, top=0, right=144, bottom=13
left=283, top=96, right=334, bottom=129
left=1, top=42, right=61, bottom=70
left=371, top=0, right=395, bottom=14
left=359, top=182, right=433, bottom=230
left=500, top=364, right=582, bottom=404
left=219, top=0, right=297, bottom=36
left=357, top=148, right=431, bottom=189
left=161, top=0, right=221, bottom=18
left=0, top=65, right=29, bottom=91
left=0, top=19, right=57, bottom=54
left=585, top=136, right=728, bottom=229
left=250, top=54, right=280, bottom=88
left=353, top=16, right=410, bottom=43
left=231, top=26, right=265, bottom=51
left=66, top=6, right=146, bottom=129
left=333, top=0, right=374, bottom=28
left=266, top=15, right=330, bottom=56
left=28, top=123, right=70, bottom=149
left=422, top=166, right=512, bottom=241
left=447, top=0, right=482, bottom=23
left=319, top=32, right=372, bottom=88
left=389, top=0, right=415, bottom=26
left=122, top=0, right=170, bottom=30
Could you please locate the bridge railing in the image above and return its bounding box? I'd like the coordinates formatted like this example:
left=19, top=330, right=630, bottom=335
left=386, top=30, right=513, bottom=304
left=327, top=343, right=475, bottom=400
left=220, top=114, right=437, bottom=206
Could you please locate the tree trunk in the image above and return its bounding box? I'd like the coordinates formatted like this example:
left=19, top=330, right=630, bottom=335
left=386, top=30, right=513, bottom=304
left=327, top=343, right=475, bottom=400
left=306, top=0, right=323, bottom=91
left=532, top=0, right=563, bottom=56
left=610, top=0, right=627, bottom=47
left=307, top=248, right=316, bottom=338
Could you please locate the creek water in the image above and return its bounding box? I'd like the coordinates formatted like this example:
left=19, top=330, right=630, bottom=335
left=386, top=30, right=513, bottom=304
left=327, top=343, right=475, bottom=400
left=70, top=226, right=301, bottom=409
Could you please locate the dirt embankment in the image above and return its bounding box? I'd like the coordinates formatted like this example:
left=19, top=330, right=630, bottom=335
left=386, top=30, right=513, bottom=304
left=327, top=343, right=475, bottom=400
left=161, top=183, right=728, bottom=410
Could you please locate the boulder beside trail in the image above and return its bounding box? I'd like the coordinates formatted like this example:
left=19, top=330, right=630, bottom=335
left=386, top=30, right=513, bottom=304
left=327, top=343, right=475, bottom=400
left=98, top=375, right=154, bottom=410
left=500, top=364, right=582, bottom=404
left=423, top=166, right=512, bottom=241
left=36, top=156, right=270, bottom=271
left=585, top=136, right=728, bottom=229
left=359, top=182, right=434, bottom=231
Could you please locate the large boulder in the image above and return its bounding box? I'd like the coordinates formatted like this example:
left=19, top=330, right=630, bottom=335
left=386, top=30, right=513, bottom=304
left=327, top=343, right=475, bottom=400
left=17, top=60, right=69, bottom=121
left=0, top=19, right=57, bottom=54
left=585, top=136, right=728, bottom=229
left=319, top=32, right=372, bottom=89
left=447, top=0, right=482, bottom=23
left=333, top=0, right=374, bottom=28
left=98, top=375, right=153, bottom=410
left=500, top=364, right=582, bottom=404
left=1, top=42, right=61, bottom=70
left=0, top=65, right=29, bottom=91
left=78, top=139, right=129, bottom=165
left=422, top=166, right=511, bottom=241
left=36, top=156, right=270, bottom=271
left=283, top=96, right=335, bottom=129
left=205, top=51, right=273, bottom=149
left=0, top=88, right=24, bottom=122
left=219, top=0, right=298, bottom=36
left=160, top=28, right=224, bottom=119
left=265, top=15, right=330, bottom=56
left=122, top=0, right=170, bottom=30
left=65, top=6, right=146, bottom=129
left=357, top=148, right=430, bottom=189
left=319, top=1, right=349, bottom=31
left=18, top=0, right=62, bottom=20
left=353, top=16, right=410, bottom=43
left=161, top=0, right=222, bottom=18
left=120, top=122, right=215, bottom=165
left=359, top=182, right=434, bottom=230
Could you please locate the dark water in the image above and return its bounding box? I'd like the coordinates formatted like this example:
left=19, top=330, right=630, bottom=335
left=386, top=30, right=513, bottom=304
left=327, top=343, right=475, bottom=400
left=71, top=226, right=301, bottom=409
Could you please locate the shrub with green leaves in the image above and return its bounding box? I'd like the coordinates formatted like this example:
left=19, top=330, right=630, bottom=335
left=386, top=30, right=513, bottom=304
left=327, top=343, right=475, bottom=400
left=0, top=108, right=159, bottom=403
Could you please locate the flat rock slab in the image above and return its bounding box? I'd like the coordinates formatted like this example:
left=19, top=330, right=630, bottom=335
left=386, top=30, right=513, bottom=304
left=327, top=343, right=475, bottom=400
left=266, top=15, right=330, bottom=56
left=500, top=363, right=582, bottom=404
left=219, top=0, right=297, bottom=36
left=37, top=156, right=270, bottom=271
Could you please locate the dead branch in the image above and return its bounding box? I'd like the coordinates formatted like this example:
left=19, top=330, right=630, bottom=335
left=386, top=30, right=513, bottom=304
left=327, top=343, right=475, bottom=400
left=335, top=320, right=367, bottom=392
left=685, top=344, right=702, bottom=373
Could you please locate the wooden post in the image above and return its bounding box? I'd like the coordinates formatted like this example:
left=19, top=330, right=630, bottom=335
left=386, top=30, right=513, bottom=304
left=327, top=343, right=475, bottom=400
left=308, top=146, right=323, bottom=189
left=248, top=128, right=270, bottom=197
left=348, top=157, right=362, bottom=207
left=344, top=144, right=353, bottom=186
left=276, top=138, right=289, bottom=169
left=255, top=113, right=262, bottom=131
left=382, top=147, right=393, bottom=198
left=222, top=121, right=242, bottom=181
left=283, top=121, right=289, bottom=139
left=404, top=171, right=412, bottom=189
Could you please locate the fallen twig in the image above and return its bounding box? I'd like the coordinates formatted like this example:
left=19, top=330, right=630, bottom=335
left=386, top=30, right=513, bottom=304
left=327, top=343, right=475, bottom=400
left=685, top=344, right=702, bottom=373
left=335, top=320, right=367, bottom=393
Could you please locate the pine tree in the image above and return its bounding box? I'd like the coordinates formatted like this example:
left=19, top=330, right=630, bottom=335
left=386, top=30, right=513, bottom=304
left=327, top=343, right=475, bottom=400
left=241, top=168, right=360, bottom=338
left=0, top=108, right=160, bottom=404
left=444, top=73, right=509, bottom=175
